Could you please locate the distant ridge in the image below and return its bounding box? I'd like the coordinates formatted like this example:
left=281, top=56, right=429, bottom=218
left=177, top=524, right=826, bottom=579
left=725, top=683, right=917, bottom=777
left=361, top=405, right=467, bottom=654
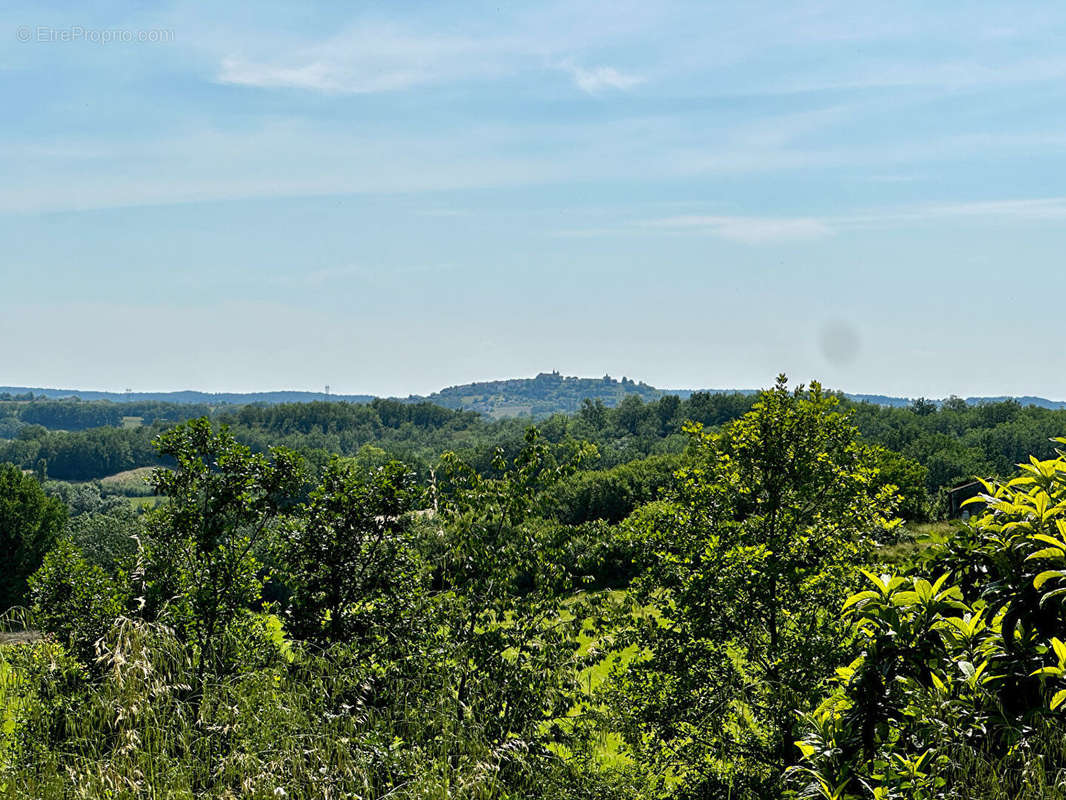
left=4, top=375, right=1066, bottom=418
left=0, top=387, right=375, bottom=405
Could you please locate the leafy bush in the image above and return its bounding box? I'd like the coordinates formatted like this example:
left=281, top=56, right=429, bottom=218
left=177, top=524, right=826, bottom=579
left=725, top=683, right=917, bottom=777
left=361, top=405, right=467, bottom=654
left=29, top=540, right=127, bottom=663
left=549, top=454, right=680, bottom=526
left=138, top=419, right=306, bottom=682
left=794, top=441, right=1066, bottom=799
left=0, top=464, right=66, bottom=611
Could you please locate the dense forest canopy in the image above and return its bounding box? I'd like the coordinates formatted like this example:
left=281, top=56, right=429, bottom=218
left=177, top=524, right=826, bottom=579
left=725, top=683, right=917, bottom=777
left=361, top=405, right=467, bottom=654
left=3, top=384, right=1066, bottom=512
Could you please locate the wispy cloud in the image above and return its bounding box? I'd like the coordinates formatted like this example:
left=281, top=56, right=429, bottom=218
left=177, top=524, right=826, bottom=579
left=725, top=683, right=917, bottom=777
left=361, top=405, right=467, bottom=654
left=584, top=196, right=1066, bottom=245
left=563, top=63, right=645, bottom=93
left=213, top=10, right=654, bottom=96
left=217, top=56, right=400, bottom=93
left=923, top=197, right=1066, bottom=221
left=216, top=24, right=513, bottom=93
left=643, top=214, right=835, bottom=243
left=842, top=197, right=1066, bottom=228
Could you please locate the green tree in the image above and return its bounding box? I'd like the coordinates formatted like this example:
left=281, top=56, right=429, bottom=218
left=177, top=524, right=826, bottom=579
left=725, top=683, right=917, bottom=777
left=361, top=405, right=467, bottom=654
left=138, top=419, right=305, bottom=681
left=431, top=429, right=598, bottom=778
left=281, top=458, right=417, bottom=644
left=910, top=397, right=937, bottom=416
left=865, top=444, right=929, bottom=521
left=64, top=505, right=140, bottom=573
left=0, top=462, right=66, bottom=610
left=612, top=377, right=898, bottom=798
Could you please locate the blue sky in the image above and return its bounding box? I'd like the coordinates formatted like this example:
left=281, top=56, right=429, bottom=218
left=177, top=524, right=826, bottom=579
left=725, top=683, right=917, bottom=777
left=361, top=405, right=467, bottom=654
left=3, top=1, right=1066, bottom=398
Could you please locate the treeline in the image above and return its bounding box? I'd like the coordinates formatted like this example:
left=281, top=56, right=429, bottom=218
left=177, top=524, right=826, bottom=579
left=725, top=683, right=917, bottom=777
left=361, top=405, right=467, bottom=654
left=849, top=396, right=1066, bottom=490
left=0, top=426, right=161, bottom=481
left=0, top=397, right=215, bottom=434
left=7, top=389, right=1066, bottom=516
left=0, top=392, right=759, bottom=483
left=226, top=397, right=480, bottom=433
left=220, top=393, right=758, bottom=473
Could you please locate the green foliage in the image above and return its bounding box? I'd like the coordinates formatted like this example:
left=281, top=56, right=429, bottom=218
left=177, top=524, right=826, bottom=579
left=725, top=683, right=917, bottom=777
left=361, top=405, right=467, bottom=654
left=0, top=425, right=628, bottom=800
left=64, top=505, right=140, bottom=573
left=19, top=399, right=123, bottom=430
left=10, top=384, right=1066, bottom=513
left=0, top=638, right=89, bottom=779
left=0, top=464, right=67, bottom=611
left=139, top=418, right=306, bottom=681
left=0, top=425, right=162, bottom=482
left=794, top=444, right=1066, bottom=799
left=549, top=454, right=680, bottom=526
left=281, top=457, right=418, bottom=644
left=28, top=539, right=126, bottom=662
left=425, top=371, right=664, bottom=418
left=428, top=430, right=601, bottom=761
left=41, top=480, right=144, bottom=573
left=865, top=445, right=930, bottom=522
left=610, top=377, right=898, bottom=798
left=0, top=389, right=757, bottom=483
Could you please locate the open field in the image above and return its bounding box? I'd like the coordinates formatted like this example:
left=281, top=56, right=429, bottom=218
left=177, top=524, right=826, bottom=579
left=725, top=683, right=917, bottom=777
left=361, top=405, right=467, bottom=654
left=97, top=466, right=157, bottom=497
left=98, top=466, right=155, bottom=487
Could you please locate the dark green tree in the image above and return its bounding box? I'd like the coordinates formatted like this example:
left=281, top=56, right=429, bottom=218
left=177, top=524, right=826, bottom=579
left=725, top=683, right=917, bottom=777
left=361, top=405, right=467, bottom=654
left=281, top=458, right=417, bottom=644
left=910, top=397, right=938, bottom=416
left=0, top=462, right=66, bottom=610
left=865, top=444, right=930, bottom=521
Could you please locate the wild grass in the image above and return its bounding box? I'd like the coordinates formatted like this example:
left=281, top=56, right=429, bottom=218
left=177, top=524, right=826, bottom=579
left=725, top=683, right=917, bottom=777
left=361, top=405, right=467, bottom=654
left=878, top=519, right=964, bottom=565
left=0, top=614, right=596, bottom=800
left=926, top=728, right=1066, bottom=800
